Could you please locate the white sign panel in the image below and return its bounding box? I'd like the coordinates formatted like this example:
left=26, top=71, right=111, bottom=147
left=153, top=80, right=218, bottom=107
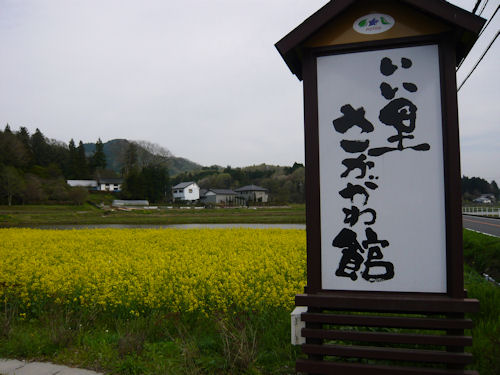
left=317, top=45, right=447, bottom=293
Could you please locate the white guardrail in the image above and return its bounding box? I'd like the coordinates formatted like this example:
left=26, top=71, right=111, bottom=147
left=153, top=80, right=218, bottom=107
left=462, top=207, right=500, bottom=217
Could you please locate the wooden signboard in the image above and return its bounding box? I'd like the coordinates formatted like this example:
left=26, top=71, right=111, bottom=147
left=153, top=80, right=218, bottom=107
left=276, top=1, right=485, bottom=374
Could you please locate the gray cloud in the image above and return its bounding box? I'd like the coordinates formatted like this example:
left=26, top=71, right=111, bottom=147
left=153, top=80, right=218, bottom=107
left=0, top=0, right=498, bottom=181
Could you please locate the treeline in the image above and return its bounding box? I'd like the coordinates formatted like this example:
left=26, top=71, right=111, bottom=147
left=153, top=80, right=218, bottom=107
left=0, top=125, right=170, bottom=205
left=0, top=125, right=107, bottom=179
left=172, top=162, right=306, bottom=203
left=0, top=125, right=109, bottom=205
left=171, top=168, right=497, bottom=205
left=462, top=176, right=499, bottom=201
left=119, top=142, right=170, bottom=203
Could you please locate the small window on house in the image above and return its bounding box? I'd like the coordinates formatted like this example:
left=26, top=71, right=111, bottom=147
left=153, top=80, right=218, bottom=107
left=188, top=189, right=193, bottom=193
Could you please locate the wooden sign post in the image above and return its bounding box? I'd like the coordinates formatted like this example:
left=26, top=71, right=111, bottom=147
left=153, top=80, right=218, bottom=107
left=276, top=1, right=485, bottom=374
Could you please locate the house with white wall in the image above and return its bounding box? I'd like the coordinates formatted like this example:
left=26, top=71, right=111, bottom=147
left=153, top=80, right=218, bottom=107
left=98, top=178, right=123, bottom=192
left=172, top=181, right=200, bottom=201
left=201, top=189, right=243, bottom=205
left=235, top=185, right=269, bottom=203
left=66, top=178, right=123, bottom=192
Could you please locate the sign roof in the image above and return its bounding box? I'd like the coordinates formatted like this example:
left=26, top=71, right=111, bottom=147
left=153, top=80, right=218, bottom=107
left=275, top=0, right=485, bottom=80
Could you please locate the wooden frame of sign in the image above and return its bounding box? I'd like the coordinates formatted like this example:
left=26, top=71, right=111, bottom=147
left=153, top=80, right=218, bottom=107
left=276, top=1, right=485, bottom=374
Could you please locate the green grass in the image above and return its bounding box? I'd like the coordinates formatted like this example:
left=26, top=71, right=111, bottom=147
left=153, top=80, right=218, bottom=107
left=462, top=230, right=500, bottom=375
left=0, top=204, right=306, bottom=227
left=463, top=229, right=500, bottom=281
left=0, top=308, right=299, bottom=374
left=465, top=267, right=500, bottom=375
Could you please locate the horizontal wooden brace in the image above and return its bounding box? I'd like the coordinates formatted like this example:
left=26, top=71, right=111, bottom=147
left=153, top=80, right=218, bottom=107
left=296, top=293, right=479, bottom=313
left=301, top=328, right=472, bottom=346
left=301, top=343, right=473, bottom=364
left=301, top=312, right=474, bottom=330
left=296, top=359, right=478, bottom=375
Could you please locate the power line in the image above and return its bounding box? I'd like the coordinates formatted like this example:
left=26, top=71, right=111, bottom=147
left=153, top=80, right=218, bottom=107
left=479, top=0, right=490, bottom=16
left=457, top=4, right=499, bottom=71
left=458, top=30, right=499, bottom=91
left=478, top=5, right=499, bottom=39
left=472, top=0, right=482, bottom=14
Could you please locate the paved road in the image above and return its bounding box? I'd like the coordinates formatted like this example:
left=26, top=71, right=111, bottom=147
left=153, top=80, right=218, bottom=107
left=463, top=214, right=500, bottom=238
left=0, top=359, right=103, bottom=375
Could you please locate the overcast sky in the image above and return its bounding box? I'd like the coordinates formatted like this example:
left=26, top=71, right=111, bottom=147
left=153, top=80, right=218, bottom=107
left=0, top=0, right=498, bottom=181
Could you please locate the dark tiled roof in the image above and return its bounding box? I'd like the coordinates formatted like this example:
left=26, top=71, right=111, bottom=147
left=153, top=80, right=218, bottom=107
left=98, top=178, right=123, bottom=184
left=172, top=181, right=196, bottom=189
left=234, top=185, right=268, bottom=192
left=208, top=189, right=237, bottom=195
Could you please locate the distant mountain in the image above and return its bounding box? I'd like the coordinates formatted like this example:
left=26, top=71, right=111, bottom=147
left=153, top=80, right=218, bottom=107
left=83, top=139, right=202, bottom=176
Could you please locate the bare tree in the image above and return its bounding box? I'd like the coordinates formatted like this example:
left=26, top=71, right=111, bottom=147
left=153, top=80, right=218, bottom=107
left=132, top=140, right=173, bottom=168
left=133, top=140, right=172, bottom=158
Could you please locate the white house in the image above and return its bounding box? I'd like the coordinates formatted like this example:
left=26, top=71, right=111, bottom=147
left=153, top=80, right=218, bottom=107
left=66, top=178, right=123, bottom=192
left=201, top=189, right=242, bottom=205
left=235, top=185, right=269, bottom=203
left=98, top=178, right=123, bottom=192
left=172, top=181, right=200, bottom=201
left=473, top=196, right=492, bottom=204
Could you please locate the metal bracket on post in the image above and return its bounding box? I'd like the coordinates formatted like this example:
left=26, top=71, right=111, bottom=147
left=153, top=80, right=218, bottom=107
left=291, top=306, right=307, bottom=345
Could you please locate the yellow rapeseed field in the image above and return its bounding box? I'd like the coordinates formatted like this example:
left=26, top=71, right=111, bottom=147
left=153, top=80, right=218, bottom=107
left=0, top=228, right=306, bottom=314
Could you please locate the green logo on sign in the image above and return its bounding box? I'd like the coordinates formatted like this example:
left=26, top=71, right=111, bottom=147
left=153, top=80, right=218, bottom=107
left=380, top=16, right=391, bottom=25
left=353, top=13, right=395, bottom=35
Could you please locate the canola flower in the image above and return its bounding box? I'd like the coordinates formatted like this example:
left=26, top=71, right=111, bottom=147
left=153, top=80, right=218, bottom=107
left=0, top=228, right=306, bottom=314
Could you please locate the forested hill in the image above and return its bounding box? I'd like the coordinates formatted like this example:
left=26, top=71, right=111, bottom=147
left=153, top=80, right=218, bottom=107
left=0, top=125, right=204, bottom=205
left=83, top=139, right=201, bottom=176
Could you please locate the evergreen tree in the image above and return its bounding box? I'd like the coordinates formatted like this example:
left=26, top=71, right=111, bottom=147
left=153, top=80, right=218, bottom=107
left=67, top=139, right=78, bottom=179
left=16, top=127, right=30, bottom=147
left=142, top=164, right=170, bottom=203
left=47, top=140, right=70, bottom=178
left=122, top=169, right=144, bottom=199
left=16, top=127, right=33, bottom=166
left=0, top=128, right=29, bottom=169
left=76, top=141, right=89, bottom=179
left=123, top=142, right=139, bottom=175
left=30, top=128, right=50, bottom=166
left=91, top=138, right=107, bottom=172
left=490, top=180, right=499, bottom=199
